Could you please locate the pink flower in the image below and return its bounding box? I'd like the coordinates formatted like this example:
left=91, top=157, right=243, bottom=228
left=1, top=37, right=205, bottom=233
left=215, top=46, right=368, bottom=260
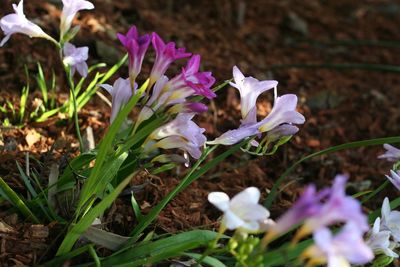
left=149, top=32, right=191, bottom=86
left=117, top=26, right=150, bottom=84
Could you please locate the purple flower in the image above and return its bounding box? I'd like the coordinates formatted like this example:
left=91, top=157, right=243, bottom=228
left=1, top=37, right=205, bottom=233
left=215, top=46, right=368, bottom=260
left=379, top=144, right=400, bottom=162
left=385, top=170, right=400, bottom=191
left=300, top=175, right=369, bottom=238
left=117, top=26, right=150, bottom=84
left=302, top=223, right=374, bottom=267
left=99, top=78, right=132, bottom=123
left=268, top=185, right=326, bottom=237
left=144, top=113, right=206, bottom=159
left=264, top=175, right=368, bottom=244
left=168, top=102, right=208, bottom=114
left=63, top=42, right=89, bottom=77
left=60, top=0, right=94, bottom=37
left=149, top=32, right=191, bottom=86
left=230, top=66, right=277, bottom=125
left=0, top=0, right=55, bottom=47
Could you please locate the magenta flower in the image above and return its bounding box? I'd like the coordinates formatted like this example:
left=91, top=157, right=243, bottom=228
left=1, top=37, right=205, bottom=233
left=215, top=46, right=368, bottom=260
left=117, top=26, right=150, bottom=84
left=385, top=170, right=400, bottom=191
left=144, top=113, right=206, bottom=159
left=378, top=144, right=400, bottom=162
left=302, top=223, right=374, bottom=267
left=99, top=78, right=133, bottom=123
left=149, top=32, right=191, bottom=86
left=180, top=55, right=216, bottom=99
left=63, top=42, right=89, bottom=77
left=60, top=0, right=94, bottom=37
left=230, top=66, right=277, bottom=125
left=208, top=187, right=271, bottom=232
left=0, top=0, right=55, bottom=47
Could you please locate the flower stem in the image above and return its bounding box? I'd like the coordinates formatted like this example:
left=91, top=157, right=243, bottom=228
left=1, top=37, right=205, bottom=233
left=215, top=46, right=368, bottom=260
left=66, top=66, right=84, bottom=153
left=195, top=225, right=226, bottom=266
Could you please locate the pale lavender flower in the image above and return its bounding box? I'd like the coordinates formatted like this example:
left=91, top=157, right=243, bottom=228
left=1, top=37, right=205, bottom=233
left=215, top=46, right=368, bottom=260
left=117, top=26, right=150, bottom=84
left=378, top=144, right=400, bottom=162
left=0, top=0, right=55, bottom=47
left=208, top=94, right=304, bottom=145
left=230, top=66, right=277, bottom=125
left=301, top=174, right=369, bottom=235
left=366, top=217, right=398, bottom=258
left=257, top=94, right=305, bottom=132
left=99, top=78, right=133, bottom=123
left=380, top=197, right=400, bottom=242
left=145, top=113, right=206, bottom=159
left=60, top=0, right=94, bottom=37
left=385, top=170, right=400, bottom=191
left=208, top=187, right=271, bottom=232
left=302, top=223, right=374, bottom=267
left=266, top=124, right=299, bottom=142
left=149, top=32, right=191, bottom=86
left=63, top=42, right=89, bottom=77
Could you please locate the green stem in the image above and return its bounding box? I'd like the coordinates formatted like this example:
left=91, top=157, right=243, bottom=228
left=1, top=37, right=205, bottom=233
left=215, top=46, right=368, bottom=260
left=66, top=66, right=84, bottom=153
left=195, top=225, right=226, bottom=266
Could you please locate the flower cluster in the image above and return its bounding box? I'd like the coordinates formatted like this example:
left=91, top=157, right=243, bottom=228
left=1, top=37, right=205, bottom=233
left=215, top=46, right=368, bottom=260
left=266, top=175, right=374, bottom=266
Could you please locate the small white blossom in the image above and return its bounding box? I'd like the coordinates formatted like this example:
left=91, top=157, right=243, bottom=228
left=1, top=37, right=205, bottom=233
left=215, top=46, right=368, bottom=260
left=380, top=197, right=400, bottom=242
left=367, top=217, right=398, bottom=258
left=208, top=187, right=271, bottom=232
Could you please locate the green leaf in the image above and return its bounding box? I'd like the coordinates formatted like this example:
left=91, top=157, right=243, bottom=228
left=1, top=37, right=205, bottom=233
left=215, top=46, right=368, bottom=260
left=183, top=252, right=226, bottom=267
left=75, top=80, right=148, bottom=216
left=56, top=172, right=135, bottom=255
left=99, top=230, right=220, bottom=267
left=0, top=176, right=40, bottom=223
left=36, top=62, right=48, bottom=106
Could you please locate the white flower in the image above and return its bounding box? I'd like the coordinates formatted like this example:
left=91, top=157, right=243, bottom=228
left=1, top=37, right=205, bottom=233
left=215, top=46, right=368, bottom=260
left=60, top=0, right=94, bottom=37
left=380, top=197, right=400, bottom=242
left=230, top=66, right=278, bottom=125
left=208, top=187, right=271, bottom=232
left=63, top=42, right=89, bottom=77
left=366, top=217, right=398, bottom=258
left=0, top=0, right=54, bottom=46
left=385, top=170, right=400, bottom=191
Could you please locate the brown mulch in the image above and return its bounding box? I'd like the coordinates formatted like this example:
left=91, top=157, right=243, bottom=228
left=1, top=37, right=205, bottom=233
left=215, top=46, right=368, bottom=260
left=1, top=0, right=400, bottom=265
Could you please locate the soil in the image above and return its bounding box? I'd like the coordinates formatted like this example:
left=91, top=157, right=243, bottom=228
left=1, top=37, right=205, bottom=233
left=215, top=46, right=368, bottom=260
left=1, top=0, right=400, bottom=265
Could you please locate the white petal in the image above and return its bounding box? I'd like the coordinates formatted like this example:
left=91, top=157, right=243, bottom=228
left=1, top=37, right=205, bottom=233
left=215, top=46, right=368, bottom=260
left=231, top=187, right=260, bottom=205
left=223, top=210, right=245, bottom=230
left=208, top=192, right=230, bottom=212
